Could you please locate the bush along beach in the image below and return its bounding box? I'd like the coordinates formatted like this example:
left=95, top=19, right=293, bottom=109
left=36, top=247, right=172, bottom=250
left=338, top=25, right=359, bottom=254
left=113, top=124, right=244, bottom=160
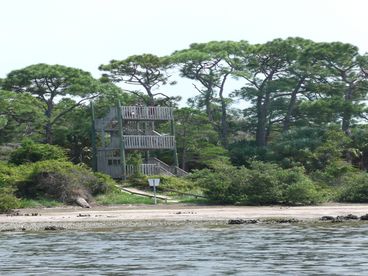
left=0, top=142, right=148, bottom=212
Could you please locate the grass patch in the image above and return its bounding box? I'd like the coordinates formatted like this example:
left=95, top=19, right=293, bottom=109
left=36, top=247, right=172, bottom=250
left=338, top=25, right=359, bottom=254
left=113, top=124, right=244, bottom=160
left=19, top=198, right=62, bottom=208
left=95, top=191, right=154, bottom=205
left=177, top=196, right=211, bottom=204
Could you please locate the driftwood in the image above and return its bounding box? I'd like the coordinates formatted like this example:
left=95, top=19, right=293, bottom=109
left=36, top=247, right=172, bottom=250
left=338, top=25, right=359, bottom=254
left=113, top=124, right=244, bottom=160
left=75, top=197, right=91, bottom=208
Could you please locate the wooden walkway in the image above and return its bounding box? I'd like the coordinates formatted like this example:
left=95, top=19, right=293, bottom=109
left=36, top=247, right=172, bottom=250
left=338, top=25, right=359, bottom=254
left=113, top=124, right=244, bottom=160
left=120, top=187, right=178, bottom=203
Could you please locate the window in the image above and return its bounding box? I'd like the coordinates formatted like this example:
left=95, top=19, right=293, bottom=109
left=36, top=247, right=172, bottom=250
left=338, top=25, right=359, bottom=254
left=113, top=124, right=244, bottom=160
left=108, top=159, right=120, bottom=166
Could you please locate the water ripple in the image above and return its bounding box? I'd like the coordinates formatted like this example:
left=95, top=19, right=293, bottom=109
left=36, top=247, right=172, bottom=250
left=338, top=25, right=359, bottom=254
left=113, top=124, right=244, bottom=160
left=1, top=223, right=368, bottom=275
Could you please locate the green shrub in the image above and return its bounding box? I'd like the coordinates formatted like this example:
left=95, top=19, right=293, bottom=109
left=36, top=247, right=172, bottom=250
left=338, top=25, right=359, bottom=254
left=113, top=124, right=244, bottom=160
left=92, top=172, right=120, bottom=195
left=0, top=161, right=29, bottom=190
left=126, top=152, right=143, bottom=178
left=191, top=161, right=322, bottom=205
left=190, top=167, right=235, bottom=203
left=338, top=173, right=368, bottom=202
left=283, top=180, right=320, bottom=205
left=228, top=140, right=267, bottom=166
left=0, top=143, right=19, bottom=162
left=16, top=160, right=115, bottom=204
left=2, top=155, right=122, bottom=208
left=127, top=175, right=149, bottom=189
left=269, top=127, right=350, bottom=172
left=244, top=162, right=285, bottom=205
left=9, top=139, right=67, bottom=165
left=0, top=187, right=19, bottom=213
left=310, top=160, right=357, bottom=186
left=157, top=175, right=200, bottom=193
left=0, top=162, right=17, bottom=188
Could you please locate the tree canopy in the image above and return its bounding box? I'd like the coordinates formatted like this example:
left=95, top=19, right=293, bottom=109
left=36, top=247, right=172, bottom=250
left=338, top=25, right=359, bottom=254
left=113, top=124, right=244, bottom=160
left=2, top=37, right=368, bottom=205
left=99, top=54, right=176, bottom=106
left=1, top=63, right=112, bottom=143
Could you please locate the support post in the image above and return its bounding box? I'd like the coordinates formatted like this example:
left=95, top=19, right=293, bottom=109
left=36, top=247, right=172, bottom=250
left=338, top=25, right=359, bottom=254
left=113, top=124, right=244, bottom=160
left=170, top=108, right=179, bottom=175
left=117, top=101, right=127, bottom=180
left=90, top=101, right=97, bottom=172
left=153, top=184, right=157, bottom=205
left=144, top=121, right=150, bottom=162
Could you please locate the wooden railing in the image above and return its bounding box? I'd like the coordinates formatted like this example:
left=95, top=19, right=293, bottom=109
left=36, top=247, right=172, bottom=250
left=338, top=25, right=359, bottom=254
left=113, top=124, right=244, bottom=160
left=96, top=152, right=188, bottom=178
left=125, top=164, right=157, bottom=176
left=174, top=166, right=189, bottom=177
left=123, top=135, right=175, bottom=149
left=148, top=157, right=171, bottom=171
left=125, top=164, right=173, bottom=176
left=121, top=106, right=173, bottom=121
left=148, top=157, right=189, bottom=177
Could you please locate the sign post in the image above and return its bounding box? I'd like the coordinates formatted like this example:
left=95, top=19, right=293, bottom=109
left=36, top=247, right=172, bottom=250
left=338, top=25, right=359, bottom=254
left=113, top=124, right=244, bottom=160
left=148, top=178, right=160, bottom=205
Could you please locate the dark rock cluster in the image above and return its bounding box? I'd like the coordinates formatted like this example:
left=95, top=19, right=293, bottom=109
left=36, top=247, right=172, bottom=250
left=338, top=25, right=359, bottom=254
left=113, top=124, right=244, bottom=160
left=228, top=219, right=258, bottom=224
left=228, top=214, right=368, bottom=225
left=44, top=226, right=66, bottom=231
left=6, top=212, right=40, bottom=217
left=320, top=214, right=362, bottom=222
left=360, top=214, right=368, bottom=220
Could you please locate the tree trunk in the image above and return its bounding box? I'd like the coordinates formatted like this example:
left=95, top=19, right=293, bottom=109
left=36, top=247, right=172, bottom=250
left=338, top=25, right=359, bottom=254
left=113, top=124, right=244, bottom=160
left=44, top=100, right=54, bottom=144
left=283, top=77, right=305, bottom=133
left=145, top=86, right=155, bottom=106
left=204, top=92, right=213, bottom=123
left=255, top=92, right=271, bottom=147
left=255, top=71, right=274, bottom=148
left=342, top=113, right=352, bottom=136
left=342, top=86, right=353, bottom=145
left=342, top=86, right=353, bottom=136
left=218, top=73, right=230, bottom=148
left=342, top=85, right=354, bottom=163
left=219, top=91, right=228, bottom=148
left=45, top=123, right=53, bottom=144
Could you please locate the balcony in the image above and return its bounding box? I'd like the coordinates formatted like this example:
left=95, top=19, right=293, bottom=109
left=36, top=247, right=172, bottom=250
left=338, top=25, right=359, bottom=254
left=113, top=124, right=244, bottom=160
left=121, top=106, right=173, bottom=121
left=123, top=135, right=175, bottom=150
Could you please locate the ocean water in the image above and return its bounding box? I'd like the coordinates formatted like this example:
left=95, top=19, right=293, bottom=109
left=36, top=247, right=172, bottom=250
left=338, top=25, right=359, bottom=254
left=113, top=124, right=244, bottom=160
left=1, top=222, right=368, bottom=275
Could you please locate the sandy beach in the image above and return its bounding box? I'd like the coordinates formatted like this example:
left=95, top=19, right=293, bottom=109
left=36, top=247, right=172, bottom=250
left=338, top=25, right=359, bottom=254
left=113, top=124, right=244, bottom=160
left=1, top=203, right=368, bottom=231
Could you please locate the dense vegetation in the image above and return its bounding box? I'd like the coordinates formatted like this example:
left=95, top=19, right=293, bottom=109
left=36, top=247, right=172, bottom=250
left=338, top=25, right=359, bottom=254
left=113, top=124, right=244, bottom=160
left=1, top=37, right=368, bottom=210
left=0, top=142, right=150, bottom=212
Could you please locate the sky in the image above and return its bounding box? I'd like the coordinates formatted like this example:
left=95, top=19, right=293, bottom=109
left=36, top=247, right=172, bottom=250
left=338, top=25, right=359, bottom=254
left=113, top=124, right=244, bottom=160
left=1, top=0, right=368, bottom=103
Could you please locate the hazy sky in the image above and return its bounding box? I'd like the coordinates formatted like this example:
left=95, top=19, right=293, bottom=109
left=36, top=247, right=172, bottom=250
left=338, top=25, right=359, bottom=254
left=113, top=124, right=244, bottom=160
left=1, top=0, right=367, bottom=102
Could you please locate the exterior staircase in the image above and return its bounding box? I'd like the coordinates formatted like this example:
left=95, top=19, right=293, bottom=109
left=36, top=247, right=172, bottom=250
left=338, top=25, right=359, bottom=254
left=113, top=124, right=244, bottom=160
left=125, top=158, right=188, bottom=177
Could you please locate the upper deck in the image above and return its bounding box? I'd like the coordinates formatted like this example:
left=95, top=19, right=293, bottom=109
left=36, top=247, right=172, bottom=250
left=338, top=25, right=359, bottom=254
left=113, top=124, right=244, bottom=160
left=121, top=106, right=173, bottom=121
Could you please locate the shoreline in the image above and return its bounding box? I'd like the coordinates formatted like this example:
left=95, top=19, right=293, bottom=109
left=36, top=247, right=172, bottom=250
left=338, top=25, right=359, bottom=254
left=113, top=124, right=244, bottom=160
left=1, top=203, right=368, bottom=232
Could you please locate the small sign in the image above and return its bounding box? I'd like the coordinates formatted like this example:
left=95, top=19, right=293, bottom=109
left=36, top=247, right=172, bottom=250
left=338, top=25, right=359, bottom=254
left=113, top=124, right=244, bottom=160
left=148, top=178, right=160, bottom=187
left=148, top=178, right=160, bottom=205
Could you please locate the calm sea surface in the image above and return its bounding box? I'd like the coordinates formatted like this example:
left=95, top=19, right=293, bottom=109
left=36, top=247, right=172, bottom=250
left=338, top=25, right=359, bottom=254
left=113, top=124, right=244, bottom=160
left=1, top=223, right=368, bottom=275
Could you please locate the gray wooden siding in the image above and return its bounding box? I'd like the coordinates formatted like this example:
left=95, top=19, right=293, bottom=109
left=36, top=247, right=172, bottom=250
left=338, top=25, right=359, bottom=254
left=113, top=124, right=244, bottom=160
left=97, top=150, right=122, bottom=178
